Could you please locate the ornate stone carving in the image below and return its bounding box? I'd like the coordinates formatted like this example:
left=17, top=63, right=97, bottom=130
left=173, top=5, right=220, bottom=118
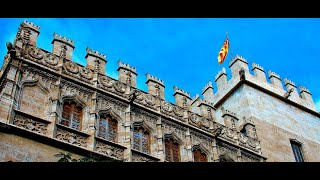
left=13, top=114, right=48, bottom=135
left=28, top=46, right=44, bottom=60
left=95, top=140, right=124, bottom=160
left=190, top=129, right=212, bottom=151
left=55, top=128, right=87, bottom=147
left=99, top=76, right=114, bottom=88
left=132, top=152, right=157, bottom=162
left=62, top=61, right=94, bottom=84
left=60, top=79, right=93, bottom=104
left=162, top=119, right=187, bottom=141
left=98, top=75, right=128, bottom=98
left=238, top=133, right=260, bottom=152
left=97, top=94, right=128, bottom=116
left=218, top=126, right=237, bottom=143
left=44, top=54, right=59, bottom=66
left=22, top=46, right=59, bottom=70
left=21, top=66, right=58, bottom=91
left=161, top=100, right=185, bottom=122
left=131, top=89, right=157, bottom=110
left=79, top=67, right=93, bottom=80
left=216, top=141, right=238, bottom=162
left=113, top=81, right=126, bottom=93
left=64, top=61, right=79, bottom=74
left=131, top=107, right=158, bottom=130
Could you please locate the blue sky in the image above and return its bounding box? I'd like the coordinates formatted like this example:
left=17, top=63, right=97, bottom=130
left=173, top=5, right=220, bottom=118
left=0, top=18, right=319, bottom=111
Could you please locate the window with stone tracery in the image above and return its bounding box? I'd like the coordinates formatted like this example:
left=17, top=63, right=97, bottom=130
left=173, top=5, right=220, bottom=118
left=98, top=114, right=118, bottom=142
left=193, top=148, right=207, bottom=162
left=133, top=127, right=150, bottom=154
left=165, top=138, right=180, bottom=162
left=61, top=101, right=83, bottom=130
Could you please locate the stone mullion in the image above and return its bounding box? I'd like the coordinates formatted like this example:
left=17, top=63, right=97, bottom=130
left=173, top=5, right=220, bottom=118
left=212, top=138, right=219, bottom=162
left=156, top=116, right=165, bottom=161
left=185, top=128, right=193, bottom=162
left=123, top=103, right=132, bottom=162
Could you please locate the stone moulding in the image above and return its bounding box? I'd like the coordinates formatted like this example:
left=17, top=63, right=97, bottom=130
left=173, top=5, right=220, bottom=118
left=12, top=109, right=51, bottom=136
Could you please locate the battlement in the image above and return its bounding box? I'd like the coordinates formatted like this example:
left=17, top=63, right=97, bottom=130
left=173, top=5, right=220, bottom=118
left=215, top=67, right=226, bottom=82
left=85, top=47, right=106, bottom=60
left=229, top=55, right=248, bottom=67
left=268, top=70, right=281, bottom=80
left=202, top=81, right=213, bottom=94
left=117, top=60, right=137, bottom=74
left=10, top=20, right=317, bottom=114
left=299, top=86, right=311, bottom=95
left=251, top=62, right=264, bottom=72
left=146, top=73, right=164, bottom=86
left=21, top=20, right=40, bottom=33
left=173, top=85, right=190, bottom=97
left=283, top=78, right=296, bottom=88
left=53, top=32, right=75, bottom=48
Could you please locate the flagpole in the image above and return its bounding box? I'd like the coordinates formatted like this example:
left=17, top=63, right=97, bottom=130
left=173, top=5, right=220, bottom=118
left=226, top=32, right=234, bottom=59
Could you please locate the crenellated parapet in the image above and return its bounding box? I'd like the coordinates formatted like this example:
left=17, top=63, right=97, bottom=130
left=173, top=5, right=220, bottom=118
left=283, top=78, right=299, bottom=100
left=14, top=20, right=41, bottom=48
left=221, top=107, right=238, bottom=131
left=52, top=32, right=75, bottom=61
left=117, top=60, right=137, bottom=87
left=215, top=67, right=227, bottom=91
left=85, top=47, right=107, bottom=75
left=173, top=86, right=191, bottom=108
left=251, top=62, right=266, bottom=82
left=229, top=55, right=249, bottom=79
left=202, top=81, right=213, bottom=100
left=268, top=70, right=283, bottom=89
left=146, top=73, right=165, bottom=99
left=298, top=86, right=314, bottom=106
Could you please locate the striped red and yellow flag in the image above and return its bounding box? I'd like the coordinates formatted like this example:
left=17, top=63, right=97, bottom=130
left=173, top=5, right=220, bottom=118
left=217, top=37, right=229, bottom=64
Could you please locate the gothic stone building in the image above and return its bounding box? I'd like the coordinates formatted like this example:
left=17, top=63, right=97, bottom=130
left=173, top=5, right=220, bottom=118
left=0, top=21, right=319, bottom=162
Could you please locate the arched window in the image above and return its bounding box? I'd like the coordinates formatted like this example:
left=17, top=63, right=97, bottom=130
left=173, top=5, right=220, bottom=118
left=165, top=138, right=180, bottom=162
left=61, top=101, right=83, bottom=130
left=133, top=127, right=150, bottom=154
left=193, top=147, right=207, bottom=162
left=98, top=114, right=118, bottom=142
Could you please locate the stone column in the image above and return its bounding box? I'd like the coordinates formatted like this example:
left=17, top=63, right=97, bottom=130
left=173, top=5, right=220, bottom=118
left=156, top=116, right=165, bottom=161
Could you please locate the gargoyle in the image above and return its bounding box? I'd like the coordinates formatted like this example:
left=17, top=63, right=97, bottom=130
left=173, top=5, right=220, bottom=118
left=284, top=88, right=294, bottom=99
left=6, top=42, right=17, bottom=58
left=239, top=68, right=246, bottom=80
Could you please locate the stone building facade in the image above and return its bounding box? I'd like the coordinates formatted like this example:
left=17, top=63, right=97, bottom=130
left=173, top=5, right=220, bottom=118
left=0, top=21, right=319, bottom=162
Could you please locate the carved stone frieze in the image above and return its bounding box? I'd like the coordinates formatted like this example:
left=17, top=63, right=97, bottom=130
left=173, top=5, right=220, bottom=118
left=238, top=133, right=260, bottom=152
left=132, top=152, right=157, bottom=162
left=13, top=114, right=48, bottom=135
left=216, top=141, right=238, bottom=162
left=160, top=100, right=185, bottom=122
left=188, top=111, right=211, bottom=132
left=98, top=75, right=128, bottom=98
left=21, top=66, right=58, bottom=91
left=95, top=140, right=124, bottom=160
left=162, top=119, right=187, bottom=141
left=22, top=46, right=60, bottom=70
left=190, top=129, right=212, bottom=151
left=60, top=79, right=93, bottom=104
left=132, top=89, right=157, bottom=110
left=97, top=94, right=128, bottom=119
left=55, top=128, right=87, bottom=147
left=63, top=61, right=94, bottom=84
left=131, top=107, right=158, bottom=130
left=218, top=126, right=237, bottom=143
